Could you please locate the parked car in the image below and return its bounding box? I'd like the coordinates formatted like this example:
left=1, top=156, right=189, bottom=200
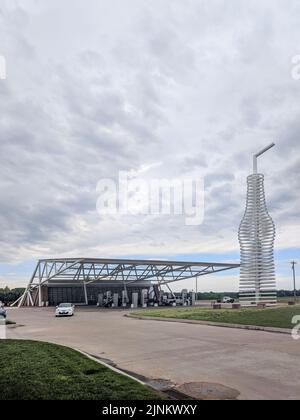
left=0, top=307, right=7, bottom=319
left=222, top=296, right=235, bottom=304
left=55, top=303, right=75, bottom=317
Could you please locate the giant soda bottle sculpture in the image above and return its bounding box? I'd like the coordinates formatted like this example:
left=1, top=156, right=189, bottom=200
left=238, top=144, right=277, bottom=305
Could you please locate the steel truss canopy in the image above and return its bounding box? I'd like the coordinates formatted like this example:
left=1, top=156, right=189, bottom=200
left=13, top=258, right=240, bottom=307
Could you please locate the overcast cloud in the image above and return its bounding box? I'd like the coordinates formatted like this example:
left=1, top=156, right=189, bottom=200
left=0, top=0, right=299, bottom=289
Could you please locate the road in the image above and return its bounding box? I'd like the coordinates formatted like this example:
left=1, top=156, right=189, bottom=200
left=5, top=307, right=300, bottom=400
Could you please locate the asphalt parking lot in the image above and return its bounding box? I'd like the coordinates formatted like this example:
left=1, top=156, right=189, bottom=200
left=5, top=306, right=300, bottom=400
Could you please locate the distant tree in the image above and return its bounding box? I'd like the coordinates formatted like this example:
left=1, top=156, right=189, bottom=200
left=0, top=288, right=25, bottom=305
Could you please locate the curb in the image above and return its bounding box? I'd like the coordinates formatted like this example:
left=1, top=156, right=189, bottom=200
left=74, top=348, right=146, bottom=386
left=75, top=348, right=178, bottom=399
left=126, top=314, right=292, bottom=335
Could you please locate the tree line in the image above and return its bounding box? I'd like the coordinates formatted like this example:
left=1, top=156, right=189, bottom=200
left=195, top=290, right=300, bottom=301
left=0, top=287, right=25, bottom=305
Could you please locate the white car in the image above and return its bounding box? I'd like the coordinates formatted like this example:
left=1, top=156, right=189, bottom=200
left=222, top=296, right=235, bottom=304
left=55, top=303, right=75, bottom=317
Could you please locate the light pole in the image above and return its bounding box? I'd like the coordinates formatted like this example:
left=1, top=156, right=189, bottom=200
left=291, top=261, right=297, bottom=303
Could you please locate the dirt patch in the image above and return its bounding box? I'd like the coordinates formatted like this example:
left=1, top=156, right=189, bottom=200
left=176, top=382, right=240, bottom=400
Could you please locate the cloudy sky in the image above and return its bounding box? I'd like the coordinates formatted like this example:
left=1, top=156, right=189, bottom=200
left=0, top=0, right=299, bottom=291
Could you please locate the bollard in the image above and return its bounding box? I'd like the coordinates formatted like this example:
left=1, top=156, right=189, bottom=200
left=132, top=293, right=138, bottom=309
left=113, top=293, right=119, bottom=307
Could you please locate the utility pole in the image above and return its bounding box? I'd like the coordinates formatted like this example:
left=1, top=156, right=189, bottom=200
left=291, top=261, right=297, bottom=303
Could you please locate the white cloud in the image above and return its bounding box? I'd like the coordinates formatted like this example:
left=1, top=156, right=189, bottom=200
left=0, top=0, right=299, bottom=289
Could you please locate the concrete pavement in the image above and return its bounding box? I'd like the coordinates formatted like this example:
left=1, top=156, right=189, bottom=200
left=5, top=307, right=300, bottom=400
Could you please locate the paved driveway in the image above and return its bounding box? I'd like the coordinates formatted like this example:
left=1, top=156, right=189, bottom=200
left=6, top=307, right=300, bottom=400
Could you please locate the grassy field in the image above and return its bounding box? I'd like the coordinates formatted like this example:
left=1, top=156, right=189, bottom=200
left=132, top=305, right=300, bottom=329
left=0, top=340, right=163, bottom=400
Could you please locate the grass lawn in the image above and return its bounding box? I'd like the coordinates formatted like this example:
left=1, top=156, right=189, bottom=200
left=132, top=305, right=300, bottom=329
left=0, top=340, right=163, bottom=400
